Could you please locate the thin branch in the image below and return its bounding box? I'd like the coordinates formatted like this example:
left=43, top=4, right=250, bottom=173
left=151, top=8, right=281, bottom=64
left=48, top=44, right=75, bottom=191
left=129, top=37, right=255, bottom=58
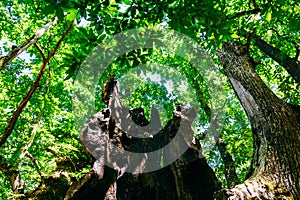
left=228, top=8, right=261, bottom=20
left=47, top=19, right=75, bottom=61
left=15, top=23, right=46, bottom=62
left=0, top=19, right=75, bottom=148
left=0, top=17, right=57, bottom=70
left=18, top=106, right=45, bottom=178
left=45, top=147, right=58, bottom=156
left=215, top=137, right=239, bottom=187
left=25, top=153, right=42, bottom=177
left=246, top=28, right=256, bottom=49
left=34, top=43, right=46, bottom=61
left=250, top=0, right=259, bottom=9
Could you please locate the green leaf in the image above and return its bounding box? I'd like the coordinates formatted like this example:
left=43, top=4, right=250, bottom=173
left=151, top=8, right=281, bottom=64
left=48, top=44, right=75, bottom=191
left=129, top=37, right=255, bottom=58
left=266, top=9, right=272, bottom=22
left=231, top=33, right=239, bottom=39
left=42, top=4, right=56, bottom=15
left=56, top=6, right=65, bottom=22
left=122, top=0, right=131, bottom=5
left=66, top=9, right=78, bottom=21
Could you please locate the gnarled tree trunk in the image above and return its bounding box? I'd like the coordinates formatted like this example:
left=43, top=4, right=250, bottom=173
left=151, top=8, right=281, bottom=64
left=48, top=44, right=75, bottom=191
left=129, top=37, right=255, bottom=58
left=64, top=79, right=221, bottom=200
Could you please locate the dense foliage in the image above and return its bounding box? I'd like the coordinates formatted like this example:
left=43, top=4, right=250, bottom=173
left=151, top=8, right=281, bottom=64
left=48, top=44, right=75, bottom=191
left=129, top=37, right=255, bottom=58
left=0, top=0, right=299, bottom=199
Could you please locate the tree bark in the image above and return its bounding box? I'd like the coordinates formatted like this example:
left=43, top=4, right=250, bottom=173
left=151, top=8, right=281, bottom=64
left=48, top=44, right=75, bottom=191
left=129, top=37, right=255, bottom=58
left=64, top=79, right=222, bottom=200
left=215, top=41, right=300, bottom=199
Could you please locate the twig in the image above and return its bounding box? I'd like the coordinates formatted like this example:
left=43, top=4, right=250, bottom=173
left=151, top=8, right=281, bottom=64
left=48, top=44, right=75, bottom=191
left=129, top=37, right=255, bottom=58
left=228, top=8, right=261, bottom=20
left=246, top=28, right=256, bottom=49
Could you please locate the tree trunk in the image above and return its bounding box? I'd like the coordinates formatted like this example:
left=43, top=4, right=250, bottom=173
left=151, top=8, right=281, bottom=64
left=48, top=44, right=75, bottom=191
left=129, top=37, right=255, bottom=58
left=64, top=79, right=221, bottom=200
left=215, top=41, right=300, bottom=199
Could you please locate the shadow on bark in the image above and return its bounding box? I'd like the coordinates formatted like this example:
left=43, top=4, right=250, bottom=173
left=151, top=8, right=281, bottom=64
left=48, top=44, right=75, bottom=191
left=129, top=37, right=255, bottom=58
left=64, top=79, right=221, bottom=200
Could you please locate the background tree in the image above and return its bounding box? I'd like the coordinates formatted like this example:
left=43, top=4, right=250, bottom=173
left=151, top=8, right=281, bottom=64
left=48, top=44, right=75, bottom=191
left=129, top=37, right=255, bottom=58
left=0, top=0, right=299, bottom=199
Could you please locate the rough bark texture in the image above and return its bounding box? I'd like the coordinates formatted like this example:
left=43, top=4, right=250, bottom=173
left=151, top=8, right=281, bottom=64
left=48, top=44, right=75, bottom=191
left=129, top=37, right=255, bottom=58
left=215, top=41, right=300, bottom=199
left=63, top=79, right=221, bottom=200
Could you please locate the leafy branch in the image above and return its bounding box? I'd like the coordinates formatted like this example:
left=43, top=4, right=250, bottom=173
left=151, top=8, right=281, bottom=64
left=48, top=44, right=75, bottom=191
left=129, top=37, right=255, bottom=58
left=0, top=19, right=75, bottom=148
left=253, top=35, right=300, bottom=83
left=226, top=0, right=260, bottom=20
left=0, top=17, right=57, bottom=71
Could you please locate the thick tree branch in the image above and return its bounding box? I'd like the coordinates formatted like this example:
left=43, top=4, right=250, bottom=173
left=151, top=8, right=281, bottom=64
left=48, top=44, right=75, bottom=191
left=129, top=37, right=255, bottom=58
left=253, top=35, right=300, bottom=83
left=0, top=17, right=57, bottom=70
left=0, top=19, right=75, bottom=148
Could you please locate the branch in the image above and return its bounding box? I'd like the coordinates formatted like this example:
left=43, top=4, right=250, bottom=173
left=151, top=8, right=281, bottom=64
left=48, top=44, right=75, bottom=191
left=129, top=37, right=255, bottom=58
left=253, top=35, right=300, bottom=83
left=228, top=8, right=260, bottom=20
left=292, top=41, right=300, bottom=61
left=246, top=28, right=256, bottom=49
left=18, top=108, right=44, bottom=178
left=25, top=153, right=42, bottom=177
left=249, top=0, right=259, bottom=9
left=0, top=19, right=75, bottom=148
left=46, top=19, right=75, bottom=61
left=34, top=43, right=46, bottom=61
left=0, top=17, right=57, bottom=70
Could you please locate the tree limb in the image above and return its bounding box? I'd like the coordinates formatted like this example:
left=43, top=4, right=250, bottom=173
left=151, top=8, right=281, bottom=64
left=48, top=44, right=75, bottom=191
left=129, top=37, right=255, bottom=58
left=0, top=19, right=75, bottom=148
left=228, top=8, right=260, bottom=20
left=0, top=17, right=57, bottom=70
left=253, top=35, right=300, bottom=83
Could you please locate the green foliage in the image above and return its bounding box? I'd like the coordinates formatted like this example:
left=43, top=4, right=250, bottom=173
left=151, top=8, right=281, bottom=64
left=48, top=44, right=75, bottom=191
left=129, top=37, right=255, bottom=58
left=0, top=0, right=299, bottom=197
